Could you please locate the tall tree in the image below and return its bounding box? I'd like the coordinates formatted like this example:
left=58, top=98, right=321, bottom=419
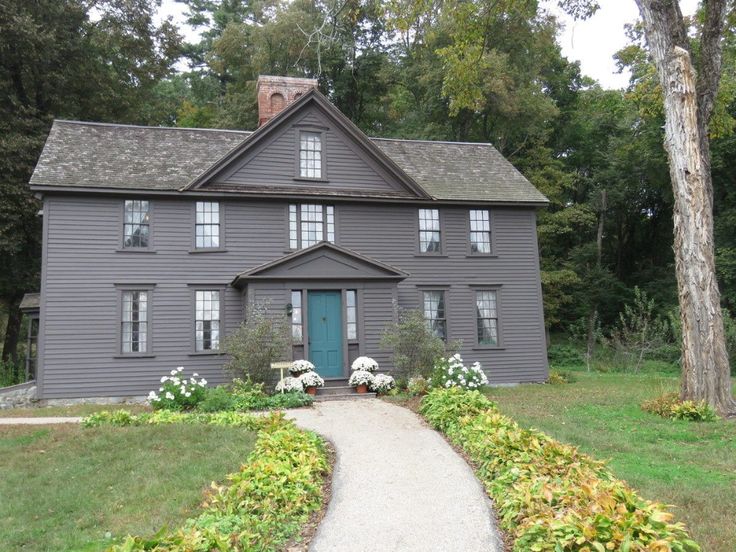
left=634, top=0, right=735, bottom=415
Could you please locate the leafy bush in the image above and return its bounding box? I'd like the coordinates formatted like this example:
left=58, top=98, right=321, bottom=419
left=380, top=308, right=450, bottom=382
left=642, top=393, right=717, bottom=422
left=198, top=386, right=238, bottom=413
left=546, top=369, right=576, bottom=384
left=265, top=392, right=314, bottom=409
left=0, top=358, right=27, bottom=387
left=224, top=302, right=291, bottom=385
left=420, top=388, right=700, bottom=551
left=407, top=375, right=430, bottom=396
left=430, top=354, right=488, bottom=390
left=105, top=412, right=329, bottom=552
left=148, top=367, right=208, bottom=410
left=546, top=343, right=584, bottom=368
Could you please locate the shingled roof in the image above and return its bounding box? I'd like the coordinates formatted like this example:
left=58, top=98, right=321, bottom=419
left=30, top=119, right=548, bottom=205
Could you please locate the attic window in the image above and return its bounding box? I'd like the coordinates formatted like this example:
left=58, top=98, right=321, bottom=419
left=299, top=131, right=322, bottom=179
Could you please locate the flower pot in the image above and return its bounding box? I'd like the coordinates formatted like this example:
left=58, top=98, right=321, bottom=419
left=355, top=384, right=368, bottom=394
left=305, top=386, right=317, bottom=396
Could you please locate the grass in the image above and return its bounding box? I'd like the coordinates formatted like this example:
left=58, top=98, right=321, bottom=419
left=0, top=403, right=151, bottom=417
left=0, top=423, right=256, bottom=551
left=484, top=370, right=736, bottom=552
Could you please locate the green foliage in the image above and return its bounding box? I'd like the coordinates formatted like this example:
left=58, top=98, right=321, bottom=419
left=547, top=343, right=585, bottom=368
left=381, top=309, right=450, bottom=382
left=197, top=386, right=238, bottom=413
left=223, top=302, right=291, bottom=385
left=106, top=412, right=329, bottom=552
left=0, top=358, right=26, bottom=387
left=642, top=393, right=718, bottom=422
left=150, top=368, right=208, bottom=411
left=420, top=388, right=701, bottom=551
left=546, top=369, right=576, bottom=385
left=406, top=375, right=430, bottom=396
left=196, top=379, right=314, bottom=413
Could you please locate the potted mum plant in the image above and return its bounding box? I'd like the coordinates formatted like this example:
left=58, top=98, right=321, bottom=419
left=349, top=369, right=375, bottom=394
left=275, top=376, right=304, bottom=393
left=351, top=356, right=378, bottom=372
left=289, top=359, right=315, bottom=377
left=299, top=371, right=325, bottom=395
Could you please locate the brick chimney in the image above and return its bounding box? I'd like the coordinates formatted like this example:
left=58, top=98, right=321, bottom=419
left=257, top=75, right=317, bottom=127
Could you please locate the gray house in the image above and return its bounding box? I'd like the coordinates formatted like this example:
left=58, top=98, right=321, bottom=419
left=27, top=75, right=549, bottom=399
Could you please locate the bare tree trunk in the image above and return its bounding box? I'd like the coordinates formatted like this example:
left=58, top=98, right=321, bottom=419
left=636, top=0, right=736, bottom=416
left=586, top=189, right=607, bottom=371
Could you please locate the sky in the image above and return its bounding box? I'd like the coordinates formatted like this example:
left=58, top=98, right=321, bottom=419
left=158, top=0, right=700, bottom=90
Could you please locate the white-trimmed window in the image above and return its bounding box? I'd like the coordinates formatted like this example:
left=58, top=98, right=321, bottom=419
left=418, top=209, right=441, bottom=253
left=469, top=209, right=491, bottom=254
left=289, top=204, right=335, bottom=249
left=195, top=201, right=220, bottom=249
left=122, top=291, right=148, bottom=353
left=195, top=290, right=220, bottom=351
left=291, top=290, right=303, bottom=343
left=123, top=200, right=150, bottom=248
left=346, top=290, right=357, bottom=340
left=476, top=290, right=499, bottom=346
left=299, top=131, right=322, bottom=179
left=423, top=290, right=447, bottom=340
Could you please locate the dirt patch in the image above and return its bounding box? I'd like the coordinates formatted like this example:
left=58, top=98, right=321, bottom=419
left=284, top=438, right=336, bottom=552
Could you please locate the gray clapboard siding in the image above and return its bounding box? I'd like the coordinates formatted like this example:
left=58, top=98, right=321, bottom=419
left=39, top=194, right=546, bottom=398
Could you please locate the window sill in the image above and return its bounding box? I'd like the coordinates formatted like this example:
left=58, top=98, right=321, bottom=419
left=413, top=254, right=449, bottom=258
left=189, top=248, right=228, bottom=254
left=113, top=354, right=156, bottom=359
left=188, top=351, right=224, bottom=357
left=292, top=177, right=330, bottom=183
left=465, top=254, right=498, bottom=259
left=115, top=248, right=157, bottom=254
left=472, top=346, right=505, bottom=351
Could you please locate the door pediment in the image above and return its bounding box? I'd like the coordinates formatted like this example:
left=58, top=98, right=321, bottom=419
left=232, top=242, right=408, bottom=287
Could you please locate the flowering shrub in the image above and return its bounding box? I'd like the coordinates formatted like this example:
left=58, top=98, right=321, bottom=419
left=407, top=375, right=430, bottom=396
left=351, top=356, right=379, bottom=372
left=371, top=373, right=395, bottom=394
left=275, top=376, right=304, bottom=393
left=289, top=359, right=315, bottom=375
left=431, top=354, right=488, bottom=390
left=348, top=370, right=375, bottom=387
left=421, top=388, right=700, bottom=551
left=299, top=371, right=325, bottom=389
left=148, top=367, right=208, bottom=410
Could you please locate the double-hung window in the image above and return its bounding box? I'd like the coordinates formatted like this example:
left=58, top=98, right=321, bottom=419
left=418, top=209, right=441, bottom=253
left=123, top=200, right=150, bottom=248
left=195, top=290, right=220, bottom=352
left=423, top=290, right=447, bottom=340
left=195, top=201, right=221, bottom=249
left=469, top=209, right=491, bottom=254
left=299, top=131, right=323, bottom=179
left=476, top=290, right=499, bottom=346
left=288, top=204, right=335, bottom=249
left=121, top=290, right=149, bottom=353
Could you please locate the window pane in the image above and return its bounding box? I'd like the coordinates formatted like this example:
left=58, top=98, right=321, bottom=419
left=122, top=291, right=148, bottom=353
left=195, top=290, right=220, bottom=351
left=123, top=200, right=150, bottom=248
left=418, top=209, right=440, bottom=253
left=346, top=290, right=357, bottom=340
left=195, top=202, right=220, bottom=249
left=469, top=210, right=491, bottom=253
left=326, top=205, right=335, bottom=243
left=289, top=205, right=298, bottom=249
left=476, top=290, right=498, bottom=345
left=423, top=290, right=446, bottom=340
left=300, top=204, right=323, bottom=247
left=291, top=290, right=303, bottom=343
left=299, top=132, right=322, bottom=179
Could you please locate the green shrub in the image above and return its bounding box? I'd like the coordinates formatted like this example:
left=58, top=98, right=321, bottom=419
left=406, top=375, right=430, bottom=396
left=546, top=369, right=576, bottom=384
left=420, top=388, right=700, bottom=551
left=642, top=393, right=717, bottom=422
left=546, top=343, right=584, bottom=367
left=0, top=358, right=27, bottom=387
left=198, top=386, right=238, bottom=412
left=148, top=367, right=208, bottom=410
left=106, top=412, right=329, bottom=552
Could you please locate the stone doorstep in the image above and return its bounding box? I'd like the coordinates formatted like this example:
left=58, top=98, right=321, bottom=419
left=315, top=392, right=377, bottom=401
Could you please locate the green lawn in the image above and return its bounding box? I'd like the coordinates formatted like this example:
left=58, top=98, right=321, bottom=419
left=0, top=403, right=151, bottom=417
left=0, top=423, right=256, bottom=551
left=485, top=371, right=736, bottom=552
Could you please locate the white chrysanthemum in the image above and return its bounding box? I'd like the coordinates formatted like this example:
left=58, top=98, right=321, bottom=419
left=351, top=356, right=379, bottom=372
left=165, top=392, right=175, bottom=400
left=299, top=371, right=325, bottom=388
left=348, top=370, right=375, bottom=387
left=275, top=376, right=304, bottom=393
left=289, top=359, right=315, bottom=374
left=371, top=373, right=395, bottom=393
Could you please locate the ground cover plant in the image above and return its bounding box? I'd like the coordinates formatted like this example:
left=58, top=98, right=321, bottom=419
left=86, top=411, right=330, bottom=552
left=0, top=423, right=256, bottom=551
left=485, top=370, right=736, bottom=551
left=421, top=387, right=701, bottom=551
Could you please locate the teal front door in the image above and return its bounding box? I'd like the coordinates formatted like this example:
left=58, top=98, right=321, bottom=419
left=308, top=291, right=343, bottom=378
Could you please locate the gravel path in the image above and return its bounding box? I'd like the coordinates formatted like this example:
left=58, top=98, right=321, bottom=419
left=0, top=416, right=82, bottom=425
left=287, top=399, right=502, bottom=552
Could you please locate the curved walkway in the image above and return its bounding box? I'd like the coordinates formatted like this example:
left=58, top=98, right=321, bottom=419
left=287, top=399, right=502, bottom=552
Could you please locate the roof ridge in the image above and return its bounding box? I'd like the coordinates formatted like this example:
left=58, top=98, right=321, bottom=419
left=369, top=136, right=494, bottom=147
left=53, top=119, right=253, bottom=135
